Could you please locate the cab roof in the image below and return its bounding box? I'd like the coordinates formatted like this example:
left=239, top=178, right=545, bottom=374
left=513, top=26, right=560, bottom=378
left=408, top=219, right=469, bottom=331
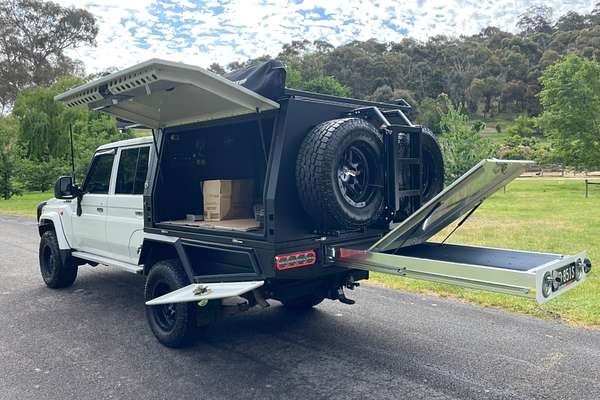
left=96, top=136, right=153, bottom=152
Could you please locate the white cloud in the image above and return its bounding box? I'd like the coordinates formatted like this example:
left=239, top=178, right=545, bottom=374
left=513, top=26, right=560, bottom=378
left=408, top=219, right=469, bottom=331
left=54, top=0, right=596, bottom=73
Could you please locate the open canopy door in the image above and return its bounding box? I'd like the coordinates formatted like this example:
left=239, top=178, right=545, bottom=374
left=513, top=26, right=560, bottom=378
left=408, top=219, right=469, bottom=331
left=371, top=159, right=534, bottom=252
left=54, top=59, right=280, bottom=128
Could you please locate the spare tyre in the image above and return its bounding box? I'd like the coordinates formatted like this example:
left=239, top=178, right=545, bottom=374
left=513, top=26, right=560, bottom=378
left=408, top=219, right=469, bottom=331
left=296, top=118, right=384, bottom=230
left=421, top=128, right=445, bottom=203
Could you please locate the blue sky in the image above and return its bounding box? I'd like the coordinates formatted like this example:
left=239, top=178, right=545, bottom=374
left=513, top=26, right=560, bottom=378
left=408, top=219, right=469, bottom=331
left=55, top=0, right=596, bottom=73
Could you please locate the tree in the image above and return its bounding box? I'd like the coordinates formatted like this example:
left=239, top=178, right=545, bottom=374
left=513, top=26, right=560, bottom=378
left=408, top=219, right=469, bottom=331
left=555, top=11, right=589, bottom=32
left=285, top=67, right=351, bottom=97
left=506, top=114, right=541, bottom=137
left=0, top=116, right=19, bottom=198
left=7, top=76, right=126, bottom=193
left=437, top=95, right=495, bottom=183
left=0, top=0, right=98, bottom=109
left=539, top=54, right=600, bottom=170
left=469, top=77, right=502, bottom=115
left=208, top=63, right=225, bottom=75
left=517, top=5, right=554, bottom=35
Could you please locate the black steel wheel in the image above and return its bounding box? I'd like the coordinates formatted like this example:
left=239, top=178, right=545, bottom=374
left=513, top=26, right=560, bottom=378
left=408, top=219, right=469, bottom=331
left=145, top=259, right=197, bottom=348
left=296, top=118, right=384, bottom=230
left=337, top=144, right=378, bottom=208
left=39, top=230, right=77, bottom=288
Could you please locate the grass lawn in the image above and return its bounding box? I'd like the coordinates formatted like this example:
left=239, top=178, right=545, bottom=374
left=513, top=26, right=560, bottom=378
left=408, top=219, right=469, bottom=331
left=2, top=180, right=598, bottom=327
left=370, top=178, right=600, bottom=328
left=0, top=191, right=51, bottom=217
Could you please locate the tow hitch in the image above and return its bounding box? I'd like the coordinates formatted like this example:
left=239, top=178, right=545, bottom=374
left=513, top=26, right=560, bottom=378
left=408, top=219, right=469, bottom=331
left=333, top=276, right=360, bottom=305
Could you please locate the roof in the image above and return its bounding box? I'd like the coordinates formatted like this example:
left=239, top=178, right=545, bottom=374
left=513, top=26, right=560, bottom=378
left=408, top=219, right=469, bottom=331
left=96, top=136, right=153, bottom=152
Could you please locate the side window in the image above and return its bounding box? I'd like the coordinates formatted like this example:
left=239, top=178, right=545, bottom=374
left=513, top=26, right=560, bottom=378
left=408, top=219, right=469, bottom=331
left=83, top=153, right=115, bottom=194
left=115, top=146, right=150, bottom=195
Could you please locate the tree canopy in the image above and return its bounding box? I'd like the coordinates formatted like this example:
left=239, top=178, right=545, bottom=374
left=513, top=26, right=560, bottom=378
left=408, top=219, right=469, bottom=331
left=0, top=0, right=98, bottom=110
left=539, top=54, right=600, bottom=170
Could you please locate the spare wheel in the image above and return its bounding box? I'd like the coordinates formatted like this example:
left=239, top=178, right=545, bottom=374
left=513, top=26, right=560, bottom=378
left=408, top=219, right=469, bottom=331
left=296, top=118, right=384, bottom=230
left=421, top=128, right=445, bottom=203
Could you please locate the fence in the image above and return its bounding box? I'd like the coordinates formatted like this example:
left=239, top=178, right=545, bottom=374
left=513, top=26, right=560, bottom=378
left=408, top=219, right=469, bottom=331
left=585, top=179, right=600, bottom=198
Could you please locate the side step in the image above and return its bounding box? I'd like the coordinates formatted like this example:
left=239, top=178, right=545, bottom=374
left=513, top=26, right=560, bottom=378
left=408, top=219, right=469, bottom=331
left=145, top=281, right=264, bottom=305
left=72, top=251, right=143, bottom=274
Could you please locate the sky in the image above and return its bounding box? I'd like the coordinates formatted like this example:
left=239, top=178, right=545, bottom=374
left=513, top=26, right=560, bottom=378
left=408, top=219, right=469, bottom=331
left=54, top=0, right=596, bottom=73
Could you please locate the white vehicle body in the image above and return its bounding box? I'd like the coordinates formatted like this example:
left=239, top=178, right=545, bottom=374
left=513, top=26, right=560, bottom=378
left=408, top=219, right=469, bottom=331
left=39, top=136, right=153, bottom=269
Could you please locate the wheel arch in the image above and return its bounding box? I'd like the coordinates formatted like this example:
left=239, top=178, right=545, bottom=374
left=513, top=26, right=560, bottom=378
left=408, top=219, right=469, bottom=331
left=38, top=213, right=70, bottom=250
left=139, top=238, right=179, bottom=276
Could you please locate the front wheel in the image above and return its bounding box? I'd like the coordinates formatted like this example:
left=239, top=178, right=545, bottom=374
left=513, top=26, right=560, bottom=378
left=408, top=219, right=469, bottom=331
left=39, top=230, right=77, bottom=288
left=145, top=259, right=197, bottom=348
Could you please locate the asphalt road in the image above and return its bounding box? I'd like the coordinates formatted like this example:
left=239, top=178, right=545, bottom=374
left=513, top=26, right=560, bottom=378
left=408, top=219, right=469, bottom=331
left=1, top=215, right=600, bottom=400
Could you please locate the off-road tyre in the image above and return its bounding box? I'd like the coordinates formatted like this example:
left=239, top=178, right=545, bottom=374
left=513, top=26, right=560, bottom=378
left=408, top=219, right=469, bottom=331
left=145, top=259, right=197, bottom=348
left=421, top=128, right=444, bottom=203
left=39, top=230, right=78, bottom=288
left=282, top=294, right=325, bottom=310
left=296, top=118, right=384, bottom=230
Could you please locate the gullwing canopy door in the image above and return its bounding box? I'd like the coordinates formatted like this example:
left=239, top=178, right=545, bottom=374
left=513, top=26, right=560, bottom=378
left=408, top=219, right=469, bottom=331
left=54, top=59, right=280, bottom=128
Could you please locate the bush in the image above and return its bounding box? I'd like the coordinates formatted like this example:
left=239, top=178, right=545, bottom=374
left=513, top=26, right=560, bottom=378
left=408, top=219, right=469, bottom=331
left=14, top=157, right=70, bottom=192
left=507, top=114, right=542, bottom=137
left=495, top=123, right=502, bottom=133
left=437, top=95, right=496, bottom=184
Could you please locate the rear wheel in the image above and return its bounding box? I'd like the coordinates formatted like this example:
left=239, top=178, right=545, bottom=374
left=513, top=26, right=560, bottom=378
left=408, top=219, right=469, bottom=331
left=39, top=230, right=77, bottom=288
left=145, top=259, right=197, bottom=348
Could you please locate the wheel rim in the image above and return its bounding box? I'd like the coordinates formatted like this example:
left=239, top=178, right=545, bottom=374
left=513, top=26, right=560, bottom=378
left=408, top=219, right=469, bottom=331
left=151, top=281, right=177, bottom=331
left=337, top=144, right=377, bottom=208
left=41, top=245, right=55, bottom=278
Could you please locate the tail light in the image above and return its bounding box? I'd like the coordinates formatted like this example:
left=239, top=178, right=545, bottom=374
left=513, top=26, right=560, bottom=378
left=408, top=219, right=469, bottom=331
left=275, top=250, right=317, bottom=270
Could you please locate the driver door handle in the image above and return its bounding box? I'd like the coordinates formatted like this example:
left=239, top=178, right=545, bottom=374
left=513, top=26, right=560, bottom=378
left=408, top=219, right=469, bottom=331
left=96, top=207, right=104, bottom=213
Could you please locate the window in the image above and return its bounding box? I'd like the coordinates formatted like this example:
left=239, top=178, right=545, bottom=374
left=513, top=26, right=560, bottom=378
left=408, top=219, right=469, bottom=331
left=83, top=153, right=115, bottom=194
left=115, top=146, right=150, bottom=195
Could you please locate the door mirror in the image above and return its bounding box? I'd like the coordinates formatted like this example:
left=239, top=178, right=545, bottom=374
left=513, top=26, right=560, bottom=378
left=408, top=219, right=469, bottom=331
left=55, top=176, right=76, bottom=199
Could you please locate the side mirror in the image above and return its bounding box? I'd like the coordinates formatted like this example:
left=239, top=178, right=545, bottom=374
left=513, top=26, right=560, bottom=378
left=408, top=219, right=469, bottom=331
left=54, top=176, right=77, bottom=199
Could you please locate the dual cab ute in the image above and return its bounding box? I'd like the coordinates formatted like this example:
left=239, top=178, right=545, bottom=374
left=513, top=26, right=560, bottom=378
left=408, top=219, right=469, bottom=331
left=37, top=59, right=592, bottom=347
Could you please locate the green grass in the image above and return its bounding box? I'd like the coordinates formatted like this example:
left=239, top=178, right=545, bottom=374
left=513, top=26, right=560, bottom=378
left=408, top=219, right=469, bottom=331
left=370, top=178, right=600, bottom=327
left=2, top=180, right=599, bottom=327
left=0, top=191, right=51, bottom=217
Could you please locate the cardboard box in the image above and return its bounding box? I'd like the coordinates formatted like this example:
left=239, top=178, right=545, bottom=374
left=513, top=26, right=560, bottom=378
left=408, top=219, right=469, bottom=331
left=203, top=179, right=254, bottom=221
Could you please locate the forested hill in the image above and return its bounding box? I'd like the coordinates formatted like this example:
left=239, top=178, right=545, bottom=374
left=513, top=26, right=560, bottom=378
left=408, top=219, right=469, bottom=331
left=211, top=5, right=600, bottom=120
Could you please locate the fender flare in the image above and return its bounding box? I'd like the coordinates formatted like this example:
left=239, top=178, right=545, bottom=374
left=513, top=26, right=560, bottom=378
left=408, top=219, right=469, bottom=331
left=38, top=212, right=71, bottom=250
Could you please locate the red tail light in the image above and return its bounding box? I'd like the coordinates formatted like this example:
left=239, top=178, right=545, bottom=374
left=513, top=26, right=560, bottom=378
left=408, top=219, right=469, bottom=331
left=275, top=250, right=317, bottom=270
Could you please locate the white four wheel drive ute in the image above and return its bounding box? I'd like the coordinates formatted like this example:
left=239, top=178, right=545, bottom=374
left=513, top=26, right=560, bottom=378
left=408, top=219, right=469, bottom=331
left=37, top=59, right=592, bottom=348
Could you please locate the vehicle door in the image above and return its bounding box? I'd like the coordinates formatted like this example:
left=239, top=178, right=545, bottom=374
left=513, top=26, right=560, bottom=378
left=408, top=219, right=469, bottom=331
left=70, top=150, right=116, bottom=255
left=106, top=144, right=151, bottom=263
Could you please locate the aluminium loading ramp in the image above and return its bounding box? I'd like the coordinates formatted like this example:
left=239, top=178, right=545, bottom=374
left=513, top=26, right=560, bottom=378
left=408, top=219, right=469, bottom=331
left=330, top=160, right=590, bottom=304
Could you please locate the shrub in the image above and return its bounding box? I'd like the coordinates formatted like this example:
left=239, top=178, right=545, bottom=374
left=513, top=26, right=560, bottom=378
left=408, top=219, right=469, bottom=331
left=437, top=95, right=496, bottom=184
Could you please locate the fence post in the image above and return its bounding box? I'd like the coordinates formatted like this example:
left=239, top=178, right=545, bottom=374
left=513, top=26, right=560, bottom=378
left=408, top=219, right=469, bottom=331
left=585, top=179, right=588, bottom=198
